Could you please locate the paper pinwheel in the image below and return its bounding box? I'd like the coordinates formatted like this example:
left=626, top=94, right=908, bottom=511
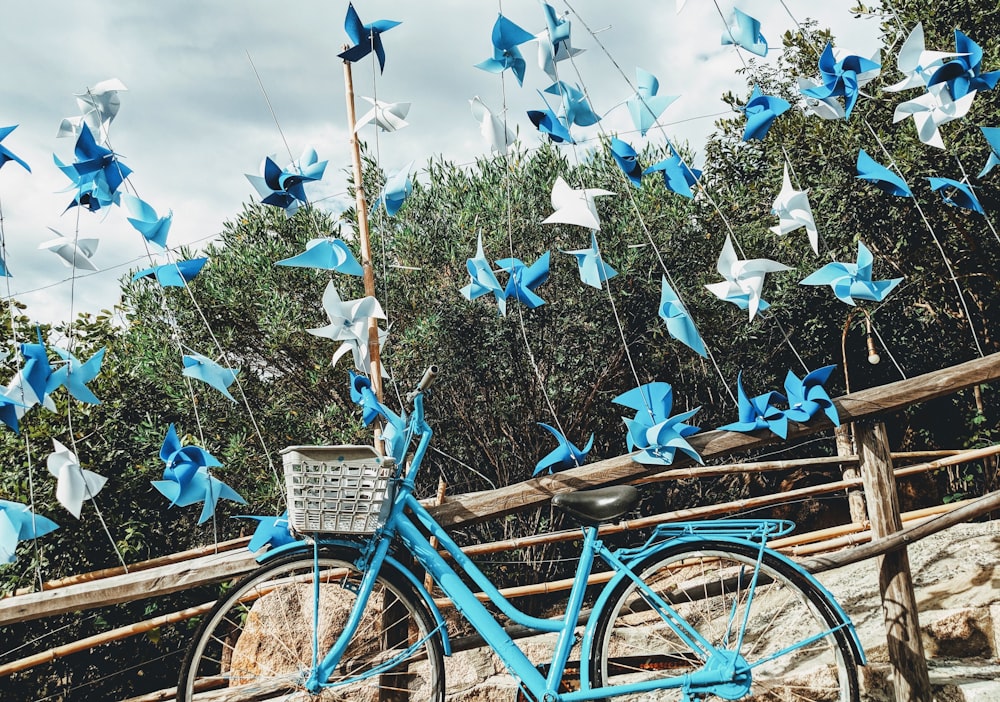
left=928, top=177, right=985, bottom=214
left=721, top=8, right=767, bottom=57
left=276, top=238, right=363, bottom=274
left=182, top=353, right=240, bottom=401
left=0, top=392, right=24, bottom=433
left=247, top=148, right=327, bottom=217
left=46, top=439, right=107, bottom=519
left=240, top=512, right=296, bottom=553
left=658, top=276, right=707, bottom=357
left=460, top=232, right=504, bottom=303
left=350, top=372, right=406, bottom=460
left=719, top=373, right=789, bottom=439
left=856, top=149, right=912, bottom=197
left=893, top=83, right=975, bottom=149
left=533, top=423, right=593, bottom=475
left=39, top=228, right=99, bottom=272
left=0, top=125, right=30, bottom=172
left=562, top=233, right=617, bottom=289
left=3, top=334, right=54, bottom=425
left=372, top=161, right=413, bottom=217
left=496, top=253, right=550, bottom=315
left=741, top=86, right=789, bottom=141
left=307, top=281, right=387, bottom=375
left=770, top=164, right=819, bottom=254
left=627, top=68, right=678, bottom=137
left=885, top=23, right=962, bottom=93
left=800, top=241, right=902, bottom=305
left=527, top=102, right=574, bottom=144
left=797, top=76, right=846, bottom=120
left=644, top=148, right=701, bottom=199
left=705, top=235, right=791, bottom=320
left=354, top=97, right=411, bottom=133
left=0, top=255, right=9, bottom=277
left=613, top=382, right=702, bottom=466
left=542, top=176, right=613, bottom=230
left=0, top=500, right=58, bottom=564
left=152, top=425, right=245, bottom=524
left=800, top=43, right=881, bottom=119
left=545, top=81, right=601, bottom=129
left=57, top=79, right=128, bottom=142
left=54, top=124, right=131, bottom=211
left=470, top=97, right=515, bottom=154
left=536, top=2, right=583, bottom=81
left=978, top=126, right=1000, bottom=177
left=783, top=366, right=840, bottom=427
left=337, top=3, right=401, bottom=73
left=928, top=30, right=1000, bottom=99
left=47, top=347, right=105, bottom=405
left=120, top=193, right=172, bottom=248
left=132, top=258, right=209, bottom=287
left=475, top=13, right=536, bottom=86
left=610, top=138, right=642, bottom=188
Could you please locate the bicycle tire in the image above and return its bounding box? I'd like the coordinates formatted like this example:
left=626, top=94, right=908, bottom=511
left=589, top=539, right=860, bottom=701
left=178, top=545, right=446, bottom=701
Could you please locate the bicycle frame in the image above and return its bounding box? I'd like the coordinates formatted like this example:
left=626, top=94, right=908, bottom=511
left=263, top=384, right=863, bottom=700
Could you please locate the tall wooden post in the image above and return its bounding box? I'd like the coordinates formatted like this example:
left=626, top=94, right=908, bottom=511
left=835, top=424, right=868, bottom=524
left=855, top=420, right=932, bottom=702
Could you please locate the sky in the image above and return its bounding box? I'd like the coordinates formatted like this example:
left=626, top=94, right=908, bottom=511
left=0, top=1, right=883, bottom=325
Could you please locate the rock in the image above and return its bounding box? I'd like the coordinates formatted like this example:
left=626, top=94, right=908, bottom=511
left=922, top=609, right=993, bottom=659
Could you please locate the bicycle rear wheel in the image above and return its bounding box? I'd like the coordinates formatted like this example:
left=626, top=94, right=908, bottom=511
left=178, top=546, right=445, bottom=701
left=590, top=539, right=860, bottom=701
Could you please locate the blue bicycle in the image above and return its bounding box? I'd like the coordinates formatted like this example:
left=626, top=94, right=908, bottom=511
left=179, top=367, right=864, bottom=701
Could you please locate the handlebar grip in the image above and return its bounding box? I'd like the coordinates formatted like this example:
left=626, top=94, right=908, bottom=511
left=416, top=365, right=438, bottom=393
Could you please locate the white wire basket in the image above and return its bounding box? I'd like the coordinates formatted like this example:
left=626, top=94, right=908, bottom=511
left=281, top=445, right=394, bottom=535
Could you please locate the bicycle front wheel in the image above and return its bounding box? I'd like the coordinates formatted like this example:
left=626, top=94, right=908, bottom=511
left=590, top=539, right=860, bottom=701
left=178, top=546, right=445, bottom=701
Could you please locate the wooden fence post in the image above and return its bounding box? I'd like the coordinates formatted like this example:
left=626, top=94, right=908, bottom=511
left=855, top=420, right=932, bottom=702
left=835, top=424, right=867, bottom=524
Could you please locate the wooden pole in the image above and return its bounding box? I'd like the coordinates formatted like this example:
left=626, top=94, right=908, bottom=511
left=342, top=51, right=384, bottom=403
left=855, top=420, right=932, bottom=702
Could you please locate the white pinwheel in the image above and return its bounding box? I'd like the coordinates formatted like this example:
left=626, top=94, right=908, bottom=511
left=542, top=176, right=613, bottom=230
left=47, top=439, right=107, bottom=519
left=705, top=235, right=791, bottom=320
left=770, top=165, right=819, bottom=254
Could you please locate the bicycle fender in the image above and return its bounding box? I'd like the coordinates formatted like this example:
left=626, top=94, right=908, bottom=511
left=254, top=539, right=452, bottom=656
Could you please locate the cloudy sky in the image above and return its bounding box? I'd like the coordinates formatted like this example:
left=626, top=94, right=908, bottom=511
left=0, top=1, right=881, bottom=324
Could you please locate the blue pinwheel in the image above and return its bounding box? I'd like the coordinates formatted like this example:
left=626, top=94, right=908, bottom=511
left=276, top=238, right=363, bottom=274
left=644, top=146, right=701, bottom=198
left=800, top=43, right=880, bottom=119
left=240, top=512, right=296, bottom=553
left=182, top=353, right=240, bottom=401
left=0, top=125, right=30, bottom=172
left=610, top=138, right=642, bottom=188
left=783, top=366, right=840, bottom=427
left=337, top=3, right=401, bottom=73
left=856, top=149, right=912, bottom=197
left=627, top=68, right=678, bottom=136
left=475, top=14, right=535, bottom=86
left=721, top=8, right=767, bottom=57
left=121, top=194, right=172, bottom=248
left=613, top=382, right=702, bottom=465
left=659, top=277, right=707, bottom=358
left=719, top=373, right=789, bottom=439
left=247, top=148, right=327, bottom=217
left=3, top=332, right=54, bottom=422
left=1, top=500, right=58, bottom=564
left=460, top=233, right=504, bottom=303
left=801, top=241, right=902, bottom=306
left=545, top=81, right=601, bottom=129
left=132, top=258, right=208, bottom=287
left=928, top=177, right=985, bottom=214
left=54, top=124, right=131, bottom=211
left=978, top=127, right=1000, bottom=177
left=527, top=102, right=574, bottom=144
left=371, top=162, right=413, bottom=217
left=496, top=253, right=550, bottom=315
left=561, top=233, right=617, bottom=289
left=741, top=86, right=789, bottom=141
left=927, top=30, right=1000, bottom=99
left=537, top=2, right=583, bottom=81
left=152, top=425, right=245, bottom=525
left=46, top=347, right=105, bottom=405
left=533, top=423, right=593, bottom=476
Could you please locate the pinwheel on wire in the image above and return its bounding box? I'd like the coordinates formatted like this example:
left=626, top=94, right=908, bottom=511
left=721, top=8, right=768, bottom=57
left=610, top=138, right=642, bottom=188
left=783, top=366, right=840, bottom=427
left=626, top=68, right=678, bottom=137
left=741, top=86, right=789, bottom=141
left=800, top=241, right=902, bottom=306
left=46, top=439, right=107, bottom=519
left=561, top=233, right=617, bottom=289
left=0, top=125, right=30, bottom=172
left=182, top=352, right=241, bottom=401
left=47, top=347, right=105, bottom=404
left=928, top=177, right=985, bottom=214
left=460, top=232, right=504, bottom=304
left=0, top=500, right=58, bottom=564
left=132, top=258, right=209, bottom=288
left=475, top=13, right=535, bottom=86
left=496, top=253, right=550, bottom=315
left=276, top=238, right=363, bottom=274
left=246, top=148, right=327, bottom=218
left=718, top=373, right=789, bottom=439
left=542, top=176, right=613, bottom=230
left=308, top=281, right=388, bottom=376
left=885, top=23, right=962, bottom=93
left=536, top=2, right=583, bottom=81
left=337, top=3, right=401, bottom=73
left=121, top=193, right=173, bottom=248
left=57, top=78, right=128, bottom=142
left=152, top=424, right=246, bottom=525
left=856, top=149, right=912, bottom=197
left=239, top=512, right=296, bottom=553
left=54, top=124, right=131, bottom=212
left=658, top=276, right=707, bottom=358
left=533, top=423, right=593, bottom=476
left=643, top=146, right=701, bottom=198
left=799, top=43, right=881, bottom=119
left=613, top=382, right=702, bottom=465
left=371, top=161, right=414, bottom=217
left=893, top=83, right=975, bottom=149
left=927, top=29, right=1000, bottom=99
left=705, top=235, right=791, bottom=320
left=544, top=81, right=601, bottom=129
left=770, top=164, right=819, bottom=254
left=470, top=97, right=515, bottom=154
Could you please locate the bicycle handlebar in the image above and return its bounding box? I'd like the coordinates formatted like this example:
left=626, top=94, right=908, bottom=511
left=407, top=365, right=438, bottom=402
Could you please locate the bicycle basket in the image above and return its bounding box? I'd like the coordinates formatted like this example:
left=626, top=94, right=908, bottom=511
left=281, top=445, right=394, bottom=535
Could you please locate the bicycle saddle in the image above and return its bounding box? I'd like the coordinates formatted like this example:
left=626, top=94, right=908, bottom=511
left=551, top=485, right=639, bottom=525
